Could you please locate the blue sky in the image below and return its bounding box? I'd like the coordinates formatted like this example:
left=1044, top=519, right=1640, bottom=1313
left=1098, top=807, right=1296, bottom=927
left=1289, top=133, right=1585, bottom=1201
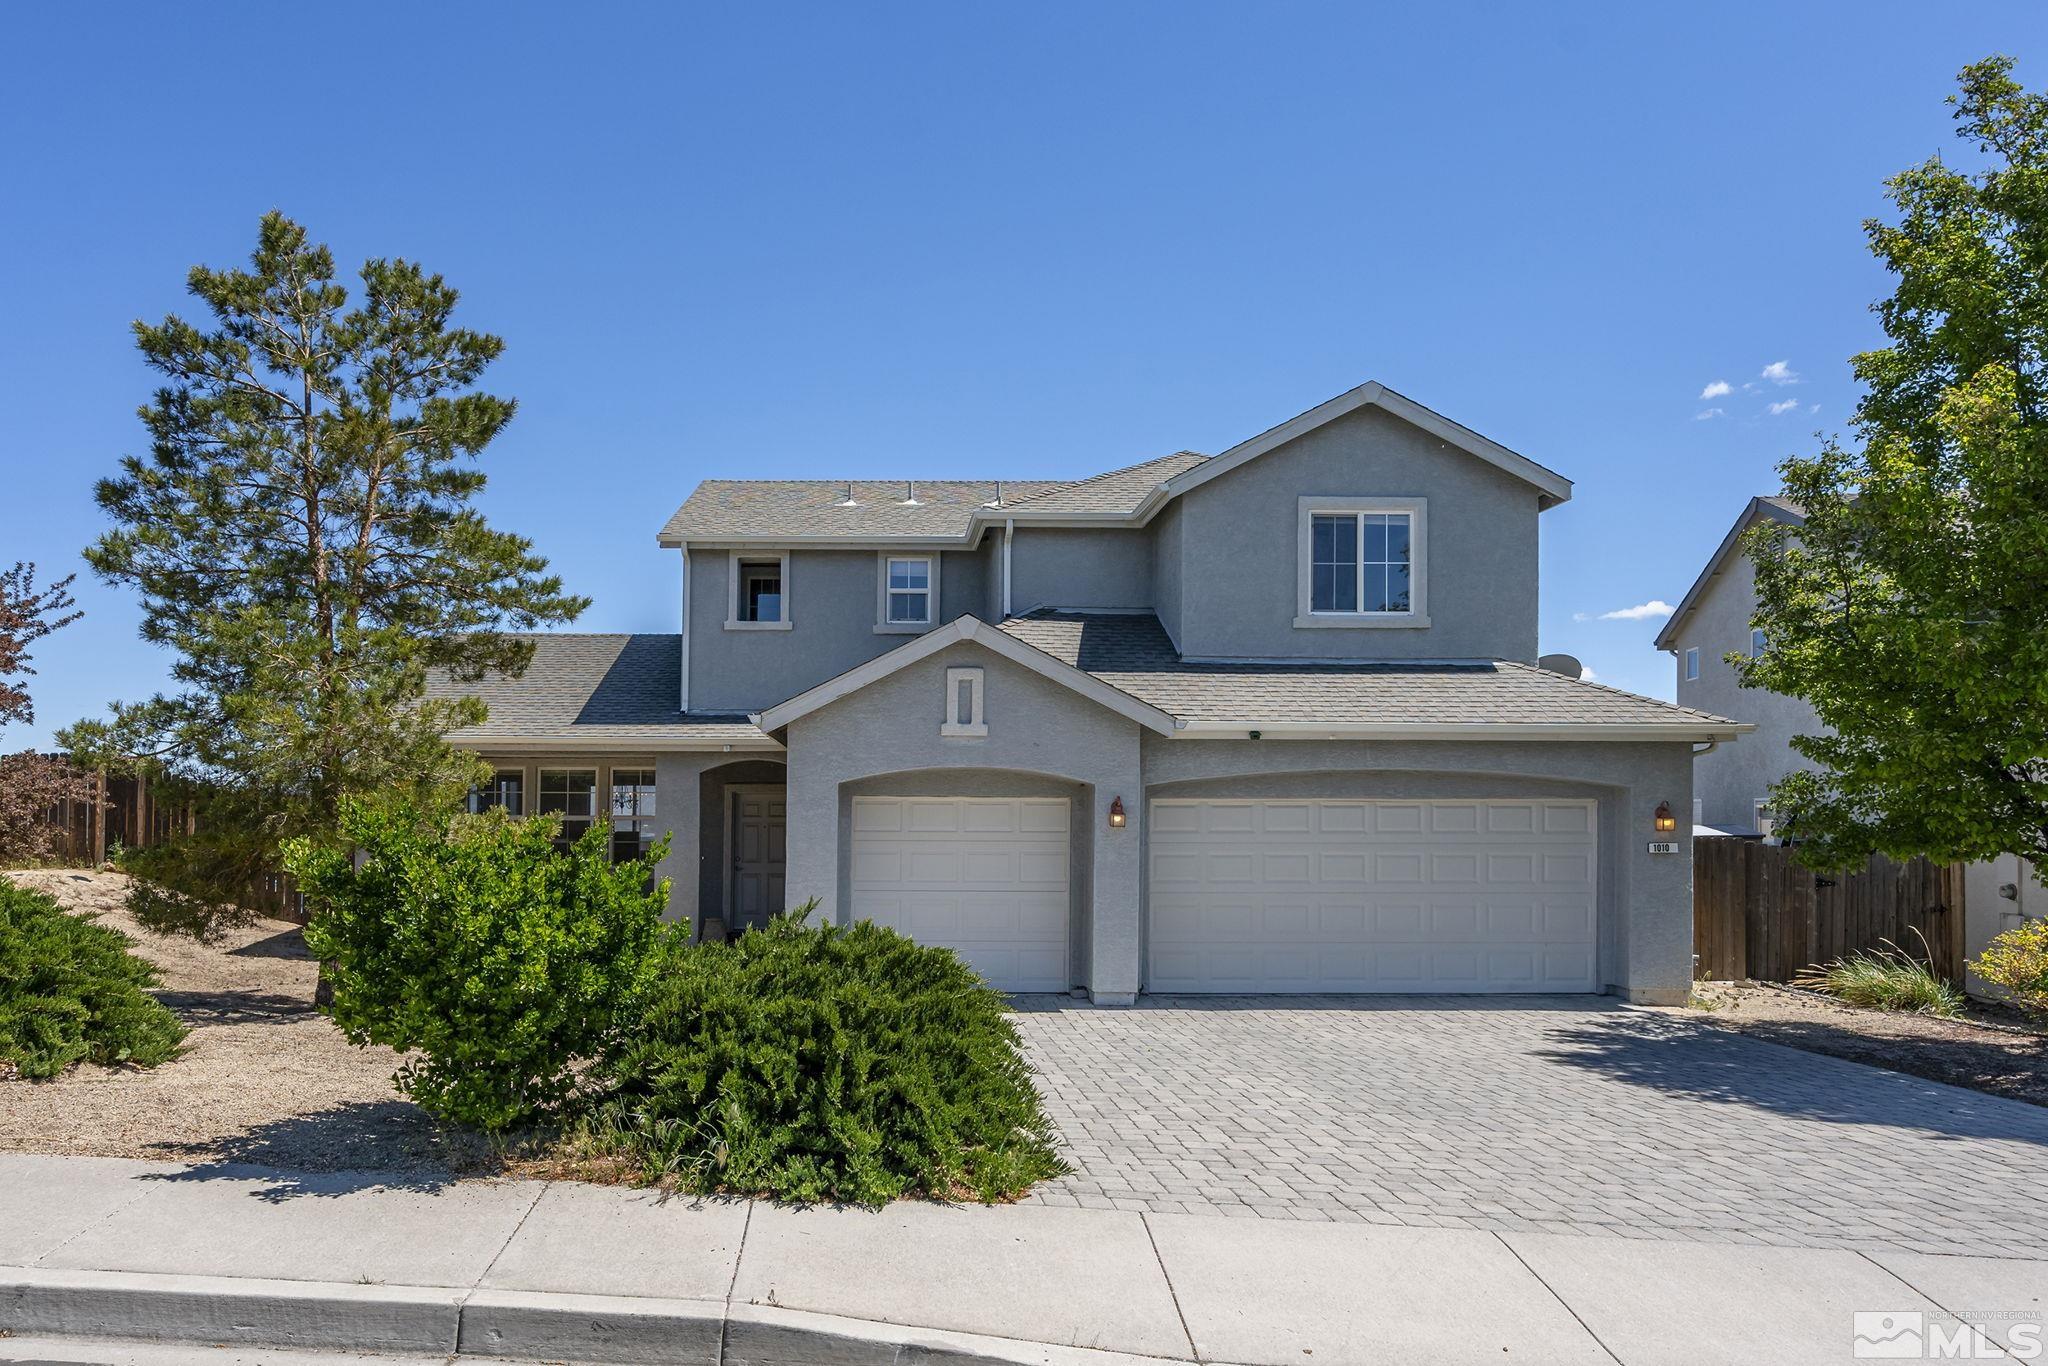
left=3, top=2, right=2042, bottom=749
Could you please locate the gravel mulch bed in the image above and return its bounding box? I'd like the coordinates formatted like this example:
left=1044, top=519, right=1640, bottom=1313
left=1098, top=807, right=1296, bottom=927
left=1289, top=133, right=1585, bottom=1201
left=1684, top=979, right=2048, bottom=1108
left=1, top=868, right=496, bottom=1176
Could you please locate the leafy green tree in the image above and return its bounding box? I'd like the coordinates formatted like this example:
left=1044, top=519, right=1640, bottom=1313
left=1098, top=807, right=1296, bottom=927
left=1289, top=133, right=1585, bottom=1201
left=64, top=213, right=586, bottom=921
left=1744, top=56, right=2048, bottom=878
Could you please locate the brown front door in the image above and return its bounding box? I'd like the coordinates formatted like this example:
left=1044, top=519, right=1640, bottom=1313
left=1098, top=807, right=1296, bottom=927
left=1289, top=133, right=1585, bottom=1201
left=730, top=788, right=787, bottom=929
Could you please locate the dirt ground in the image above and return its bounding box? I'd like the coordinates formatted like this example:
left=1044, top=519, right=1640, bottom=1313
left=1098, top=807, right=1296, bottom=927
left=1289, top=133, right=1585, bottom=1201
left=1685, top=980, right=2048, bottom=1108
left=1, top=868, right=494, bottom=1174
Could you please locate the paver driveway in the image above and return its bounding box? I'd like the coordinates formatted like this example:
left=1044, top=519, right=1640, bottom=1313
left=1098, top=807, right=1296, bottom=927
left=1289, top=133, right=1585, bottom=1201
left=1012, top=996, right=2048, bottom=1258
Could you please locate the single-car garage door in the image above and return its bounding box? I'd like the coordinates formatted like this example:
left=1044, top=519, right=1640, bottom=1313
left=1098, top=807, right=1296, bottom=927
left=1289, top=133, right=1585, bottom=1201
left=1149, top=798, right=1598, bottom=993
left=850, top=796, right=1071, bottom=992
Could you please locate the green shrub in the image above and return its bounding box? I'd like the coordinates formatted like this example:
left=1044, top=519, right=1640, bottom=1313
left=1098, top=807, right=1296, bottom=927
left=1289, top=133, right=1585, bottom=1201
left=581, top=906, right=1068, bottom=1205
left=0, top=880, right=186, bottom=1078
left=1972, top=917, right=2048, bottom=1016
left=1793, top=942, right=1965, bottom=1017
left=288, top=800, right=677, bottom=1132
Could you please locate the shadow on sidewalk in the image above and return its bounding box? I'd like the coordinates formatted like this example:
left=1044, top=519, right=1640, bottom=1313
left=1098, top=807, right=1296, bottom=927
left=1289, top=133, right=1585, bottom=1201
left=140, top=1101, right=500, bottom=1198
left=1534, top=1011, right=2048, bottom=1147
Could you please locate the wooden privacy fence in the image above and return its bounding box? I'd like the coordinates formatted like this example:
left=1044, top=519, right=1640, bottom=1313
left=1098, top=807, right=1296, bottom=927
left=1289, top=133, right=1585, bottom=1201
left=1693, top=837, right=1964, bottom=983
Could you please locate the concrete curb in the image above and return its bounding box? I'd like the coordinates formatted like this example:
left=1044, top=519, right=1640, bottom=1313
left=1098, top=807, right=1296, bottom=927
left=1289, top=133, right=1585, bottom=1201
left=0, top=1265, right=1199, bottom=1366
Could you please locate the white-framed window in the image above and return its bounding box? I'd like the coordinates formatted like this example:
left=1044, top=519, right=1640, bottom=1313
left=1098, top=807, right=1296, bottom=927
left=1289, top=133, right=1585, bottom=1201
left=1750, top=628, right=1768, bottom=657
left=1294, top=497, right=1428, bottom=628
left=940, top=665, right=987, bottom=737
left=538, top=768, right=597, bottom=844
left=727, top=551, right=792, bottom=630
left=1684, top=647, right=1700, bottom=681
left=608, top=767, right=658, bottom=863
left=876, top=552, right=939, bottom=632
left=466, top=769, right=524, bottom=816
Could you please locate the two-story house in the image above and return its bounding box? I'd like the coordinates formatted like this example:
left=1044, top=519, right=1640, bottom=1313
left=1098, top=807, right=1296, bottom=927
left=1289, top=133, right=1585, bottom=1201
left=433, top=382, right=1746, bottom=1005
left=1656, top=495, right=2042, bottom=991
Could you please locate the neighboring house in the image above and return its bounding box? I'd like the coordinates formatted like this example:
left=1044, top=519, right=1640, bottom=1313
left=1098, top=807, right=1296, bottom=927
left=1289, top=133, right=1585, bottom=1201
left=1655, top=495, right=2040, bottom=993
left=432, top=382, right=1745, bottom=1005
left=1653, top=496, right=1815, bottom=834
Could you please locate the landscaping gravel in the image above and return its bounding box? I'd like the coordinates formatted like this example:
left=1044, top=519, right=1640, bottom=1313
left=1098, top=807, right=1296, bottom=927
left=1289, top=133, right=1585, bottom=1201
left=0, top=869, right=492, bottom=1175
left=1686, top=979, right=2048, bottom=1107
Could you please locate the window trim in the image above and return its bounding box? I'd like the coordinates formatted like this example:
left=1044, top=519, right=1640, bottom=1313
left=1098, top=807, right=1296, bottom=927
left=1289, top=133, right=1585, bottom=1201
left=1684, top=647, right=1700, bottom=681
left=537, top=767, right=599, bottom=843
left=606, top=765, right=659, bottom=863
left=940, top=665, right=987, bottom=737
left=875, top=551, right=941, bottom=634
left=1750, top=628, right=1768, bottom=658
left=1293, top=496, right=1430, bottom=629
left=726, top=550, right=793, bottom=631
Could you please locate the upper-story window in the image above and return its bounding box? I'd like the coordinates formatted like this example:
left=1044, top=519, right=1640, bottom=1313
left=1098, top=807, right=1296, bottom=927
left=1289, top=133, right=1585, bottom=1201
left=1750, top=628, right=1768, bottom=657
left=1294, top=497, right=1429, bottom=629
left=1684, top=647, right=1700, bottom=681
left=875, top=552, right=940, bottom=633
left=727, top=552, right=792, bottom=630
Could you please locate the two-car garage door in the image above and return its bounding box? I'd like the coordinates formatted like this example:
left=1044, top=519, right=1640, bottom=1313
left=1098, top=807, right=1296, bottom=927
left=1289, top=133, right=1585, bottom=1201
left=1148, top=799, right=1598, bottom=994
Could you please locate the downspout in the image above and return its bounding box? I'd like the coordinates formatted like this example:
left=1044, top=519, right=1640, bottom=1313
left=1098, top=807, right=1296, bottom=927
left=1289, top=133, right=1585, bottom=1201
left=678, top=544, right=691, bottom=713
left=1002, top=519, right=1014, bottom=619
left=1691, top=740, right=1719, bottom=757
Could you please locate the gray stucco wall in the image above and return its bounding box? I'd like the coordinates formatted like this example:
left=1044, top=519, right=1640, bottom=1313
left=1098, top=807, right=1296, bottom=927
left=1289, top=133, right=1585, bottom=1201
left=1008, top=527, right=1154, bottom=615
left=1151, top=499, right=1184, bottom=648
left=1139, top=736, right=1697, bottom=1002
left=1173, top=405, right=1543, bottom=662
left=651, top=752, right=789, bottom=932
left=1670, top=550, right=1821, bottom=830
left=687, top=546, right=989, bottom=713
left=782, top=640, right=1146, bottom=1001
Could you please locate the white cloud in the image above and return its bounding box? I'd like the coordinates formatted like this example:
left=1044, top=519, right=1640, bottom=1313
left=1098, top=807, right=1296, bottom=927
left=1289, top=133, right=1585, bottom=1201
left=1578, top=665, right=1600, bottom=682
left=1699, top=380, right=1732, bottom=399
left=1694, top=407, right=1725, bottom=421
left=1596, top=600, right=1676, bottom=621
left=1767, top=398, right=1800, bottom=415
left=1761, top=360, right=1799, bottom=385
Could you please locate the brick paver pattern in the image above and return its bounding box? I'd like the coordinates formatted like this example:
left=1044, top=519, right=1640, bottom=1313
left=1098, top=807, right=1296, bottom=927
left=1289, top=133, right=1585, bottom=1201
left=1012, top=996, right=2046, bottom=1258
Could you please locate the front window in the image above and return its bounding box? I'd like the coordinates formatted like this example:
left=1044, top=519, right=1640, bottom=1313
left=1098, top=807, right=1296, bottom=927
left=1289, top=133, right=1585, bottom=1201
left=886, top=557, right=932, bottom=624
left=609, top=768, right=657, bottom=862
left=1311, top=511, right=1411, bottom=614
left=537, top=768, right=596, bottom=845
left=466, top=770, right=523, bottom=816
left=737, top=559, right=783, bottom=623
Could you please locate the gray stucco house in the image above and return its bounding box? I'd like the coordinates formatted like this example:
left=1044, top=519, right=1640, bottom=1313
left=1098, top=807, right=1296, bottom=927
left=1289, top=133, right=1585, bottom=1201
left=435, top=382, right=1745, bottom=1005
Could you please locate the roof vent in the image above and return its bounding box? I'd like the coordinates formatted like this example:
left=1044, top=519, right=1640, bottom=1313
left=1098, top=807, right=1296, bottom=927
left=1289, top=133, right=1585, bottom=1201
left=836, top=481, right=857, bottom=507
left=901, top=479, right=921, bottom=506
left=1538, top=653, right=1585, bottom=680
left=984, top=479, right=1004, bottom=508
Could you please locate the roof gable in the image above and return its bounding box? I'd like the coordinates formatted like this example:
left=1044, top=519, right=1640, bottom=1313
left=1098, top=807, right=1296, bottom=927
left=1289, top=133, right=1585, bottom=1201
left=1162, top=382, right=1573, bottom=510
left=1652, top=496, right=1806, bottom=651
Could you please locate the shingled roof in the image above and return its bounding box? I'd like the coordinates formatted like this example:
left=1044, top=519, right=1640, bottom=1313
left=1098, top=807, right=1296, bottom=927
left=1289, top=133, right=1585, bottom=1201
left=658, top=479, right=1067, bottom=544
left=996, top=451, right=1210, bottom=515
left=995, top=610, right=1742, bottom=732
left=426, top=634, right=773, bottom=749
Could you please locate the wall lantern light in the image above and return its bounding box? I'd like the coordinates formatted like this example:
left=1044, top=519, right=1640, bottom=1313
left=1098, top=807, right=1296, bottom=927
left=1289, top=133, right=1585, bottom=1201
left=1108, top=796, right=1127, bottom=828
left=1653, top=801, right=1677, bottom=833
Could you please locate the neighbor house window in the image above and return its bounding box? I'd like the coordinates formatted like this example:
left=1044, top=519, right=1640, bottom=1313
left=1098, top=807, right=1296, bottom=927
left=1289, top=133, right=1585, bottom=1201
left=727, top=551, right=791, bottom=628
left=609, top=768, right=657, bottom=862
left=1750, top=628, right=1768, bottom=657
left=537, top=769, right=597, bottom=844
left=466, top=770, right=523, bottom=816
left=1295, top=498, right=1428, bottom=627
left=1684, top=647, right=1699, bottom=681
left=1753, top=799, right=1775, bottom=836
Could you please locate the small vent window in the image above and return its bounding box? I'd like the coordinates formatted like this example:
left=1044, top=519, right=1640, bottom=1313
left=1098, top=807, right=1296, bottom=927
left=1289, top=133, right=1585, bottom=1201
left=941, top=666, right=987, bottom=737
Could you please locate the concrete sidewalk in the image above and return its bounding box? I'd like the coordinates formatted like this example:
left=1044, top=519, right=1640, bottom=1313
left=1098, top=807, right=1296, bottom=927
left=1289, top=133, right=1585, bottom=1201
left=3, top=1153, right=2042, bottom=1366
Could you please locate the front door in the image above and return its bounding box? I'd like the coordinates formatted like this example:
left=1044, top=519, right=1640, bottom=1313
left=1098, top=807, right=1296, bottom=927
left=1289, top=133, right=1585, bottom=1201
left=729, top=788, right=787, bottom=929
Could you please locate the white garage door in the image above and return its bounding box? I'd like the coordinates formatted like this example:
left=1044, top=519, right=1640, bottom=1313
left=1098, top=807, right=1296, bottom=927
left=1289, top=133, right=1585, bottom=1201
left=1149, top=799, right=1598, bottom=993
left=849, top=797, right=1071, bottom=992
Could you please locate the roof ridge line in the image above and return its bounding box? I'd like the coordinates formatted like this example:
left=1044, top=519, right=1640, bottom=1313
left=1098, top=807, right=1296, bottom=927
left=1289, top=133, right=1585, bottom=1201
left=997, top=451, right=1208, bottom=509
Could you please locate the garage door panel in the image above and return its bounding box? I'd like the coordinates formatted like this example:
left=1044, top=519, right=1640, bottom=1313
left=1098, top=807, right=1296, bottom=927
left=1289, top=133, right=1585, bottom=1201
left=1149, top=798, right=1598, bottom=994
left=850, top=797, right=1070, bottom=993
